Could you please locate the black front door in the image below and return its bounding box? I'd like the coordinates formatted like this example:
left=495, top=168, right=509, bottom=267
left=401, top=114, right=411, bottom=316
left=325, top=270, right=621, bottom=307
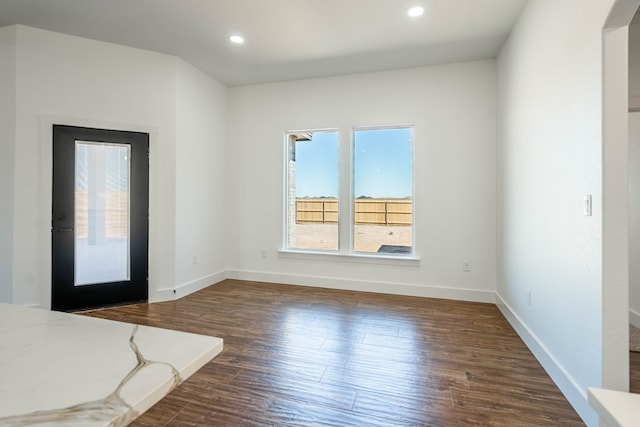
left=52, top=125, right=149, bottom=311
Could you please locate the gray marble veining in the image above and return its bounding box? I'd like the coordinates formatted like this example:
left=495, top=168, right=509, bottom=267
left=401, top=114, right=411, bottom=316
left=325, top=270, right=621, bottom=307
left=0, top=304, right=223, bottom=427
left=1, top=325, right=183, bottom=426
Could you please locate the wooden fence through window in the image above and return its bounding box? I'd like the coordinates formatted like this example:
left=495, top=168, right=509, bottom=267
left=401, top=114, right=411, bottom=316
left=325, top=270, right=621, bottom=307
left=75, top=190, right=129, bottom=239
left=296, top=198, right=412, bottom=226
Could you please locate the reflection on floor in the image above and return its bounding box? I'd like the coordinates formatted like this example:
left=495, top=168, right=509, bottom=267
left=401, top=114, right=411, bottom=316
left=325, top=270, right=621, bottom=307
left=0, top=304, right=222, bottom=426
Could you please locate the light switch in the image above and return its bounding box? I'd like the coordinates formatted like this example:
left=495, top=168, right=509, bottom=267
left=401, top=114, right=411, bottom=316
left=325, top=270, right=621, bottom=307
left=583, top=195, right=592, bottom=216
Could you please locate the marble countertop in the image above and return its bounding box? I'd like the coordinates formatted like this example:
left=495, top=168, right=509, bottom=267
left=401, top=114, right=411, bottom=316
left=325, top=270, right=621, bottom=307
left=0, top=303, right=223, bottom=426
left=589, top=387, right=640, bottom=427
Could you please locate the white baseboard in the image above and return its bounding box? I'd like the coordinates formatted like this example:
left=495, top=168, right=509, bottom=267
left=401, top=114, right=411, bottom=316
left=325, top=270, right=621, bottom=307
left=153, top=270, right=226, bottom=302
left=630, top=309, right=640, bottom=329
left=174, top=271, right=227, bottom=299
left=495, top=293, right=596, bottom=426
left=226, top=269, right=495, bottom=303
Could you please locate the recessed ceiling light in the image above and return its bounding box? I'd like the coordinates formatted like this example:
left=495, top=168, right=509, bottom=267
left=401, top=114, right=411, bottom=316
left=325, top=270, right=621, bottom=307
left=407, top=6, right=424, bottom=17
left=230, top=35, right=245, bottom=44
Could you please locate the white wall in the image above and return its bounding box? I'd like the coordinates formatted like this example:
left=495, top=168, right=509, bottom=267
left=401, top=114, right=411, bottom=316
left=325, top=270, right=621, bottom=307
left=226, top=60, right=497, bottom=301
left=0, top=26, right=16, bottom=303
left=497, top=0, right=620, bottom=424
left=629, top=23, right=640, bottom=109
left=8, top=25, right=227, bottom=306
left=630, top=111, right=640, bottom=327
left=174, top=59, right=228, bottom=296
left=629, top=24, right=640, bottom=327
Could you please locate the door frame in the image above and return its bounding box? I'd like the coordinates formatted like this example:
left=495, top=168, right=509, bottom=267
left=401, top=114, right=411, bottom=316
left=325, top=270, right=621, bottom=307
left=36, top=115, right=161, bottom=310
left=602, top=0, right=640, bottom=396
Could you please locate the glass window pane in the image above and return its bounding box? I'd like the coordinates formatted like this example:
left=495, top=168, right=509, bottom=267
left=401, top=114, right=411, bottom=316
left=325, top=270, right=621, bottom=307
left=286, top=131, right=339, bottom=251
left=75, top=141, right=130, bottom=286
left=353, top=127, right=413, bottom=254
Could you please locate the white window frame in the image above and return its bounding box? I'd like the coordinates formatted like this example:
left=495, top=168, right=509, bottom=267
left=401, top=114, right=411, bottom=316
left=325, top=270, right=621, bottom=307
left=281, top=124, right=418, bottom=262
left=351, top=124, right=416, bottom=257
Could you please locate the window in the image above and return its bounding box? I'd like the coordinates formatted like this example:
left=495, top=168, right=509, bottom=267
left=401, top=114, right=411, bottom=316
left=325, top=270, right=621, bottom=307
left=285, top=130, right=339, bottom=251
left=75, top=142, right=131, bottom=285
left=284, top=125, right=414, bottom=256
left=353, top=127, right=413, bottom=254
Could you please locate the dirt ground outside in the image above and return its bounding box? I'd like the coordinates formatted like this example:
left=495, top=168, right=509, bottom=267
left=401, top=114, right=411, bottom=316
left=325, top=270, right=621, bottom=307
left=294, top=223, right=412, bottom=252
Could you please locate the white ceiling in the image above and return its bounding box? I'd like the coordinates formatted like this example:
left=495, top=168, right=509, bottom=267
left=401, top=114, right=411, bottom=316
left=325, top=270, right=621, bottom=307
left=0, top=0, right=528, bottom=86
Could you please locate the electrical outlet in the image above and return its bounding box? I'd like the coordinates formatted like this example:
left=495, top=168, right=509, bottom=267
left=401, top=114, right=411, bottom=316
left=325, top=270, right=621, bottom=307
left=527, top=288, right=532, bottom=306
left=192, top=254, right=198, bottom=265
left=261, top=249, right=267, bottom=258
left=463, top=261, right=471, bottom=272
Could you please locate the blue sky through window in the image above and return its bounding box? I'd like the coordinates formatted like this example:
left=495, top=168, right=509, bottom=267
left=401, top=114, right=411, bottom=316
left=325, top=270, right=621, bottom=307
left=294, top=128, right=413, bottom=199
left=294, top=131, right=339, bottom=198
left=354, top=128, right=413, bottom=198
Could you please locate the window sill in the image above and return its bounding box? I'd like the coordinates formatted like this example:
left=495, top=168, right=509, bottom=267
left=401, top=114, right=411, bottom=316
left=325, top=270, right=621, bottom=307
left=278, top=249, right=421, bottom=266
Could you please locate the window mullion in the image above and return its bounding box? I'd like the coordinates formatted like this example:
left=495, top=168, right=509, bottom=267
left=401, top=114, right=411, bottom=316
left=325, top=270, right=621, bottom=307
left=338, top=127, right=352, bottom=254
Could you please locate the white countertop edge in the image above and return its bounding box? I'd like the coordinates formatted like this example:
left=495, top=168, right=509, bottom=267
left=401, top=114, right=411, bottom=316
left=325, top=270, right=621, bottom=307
left=588, top=387, right=640, bottom=427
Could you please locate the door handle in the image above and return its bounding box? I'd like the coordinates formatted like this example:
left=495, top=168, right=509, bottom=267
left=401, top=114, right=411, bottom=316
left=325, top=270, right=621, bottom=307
left=52, top=226, right=74, bottom=233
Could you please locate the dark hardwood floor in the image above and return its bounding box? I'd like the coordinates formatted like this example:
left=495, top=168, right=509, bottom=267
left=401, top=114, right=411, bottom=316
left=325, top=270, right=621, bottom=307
left=83, top=279, right=585, bottom=426
left=631, top=351, right=640, bottom=393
